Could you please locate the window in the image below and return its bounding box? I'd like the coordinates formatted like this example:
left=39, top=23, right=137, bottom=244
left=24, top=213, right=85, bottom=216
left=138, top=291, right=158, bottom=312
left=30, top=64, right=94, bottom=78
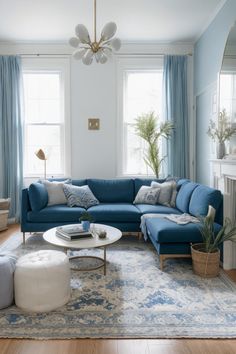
left=220, top=73, right=236, bottom=124
left=118, top=59, right=163, bottom=176
left=22, top=58, right=70, bottom=178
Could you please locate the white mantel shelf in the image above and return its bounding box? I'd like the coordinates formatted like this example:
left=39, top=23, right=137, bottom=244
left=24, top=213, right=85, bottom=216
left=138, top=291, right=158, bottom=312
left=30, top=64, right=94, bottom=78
left=210, top=159, right=236, bottom=189
left=210, top=159, right=236, bottom=164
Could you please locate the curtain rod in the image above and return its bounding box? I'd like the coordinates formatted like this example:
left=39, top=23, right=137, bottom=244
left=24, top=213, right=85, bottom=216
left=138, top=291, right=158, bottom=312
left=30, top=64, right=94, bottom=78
left=117, top=53, right=192, bottom=57
left=18, top=53, right=193, bottom=57
left=19, top=54, right=70, bottom=57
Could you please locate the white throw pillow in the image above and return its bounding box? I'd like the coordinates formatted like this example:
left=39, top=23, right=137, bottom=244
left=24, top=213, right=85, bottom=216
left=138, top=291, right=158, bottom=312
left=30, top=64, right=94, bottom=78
left=151, top=181, right=177, bottom=207
left=41, top=179, right=71, bottom=206
left=133, top=186, right=160, bottom=205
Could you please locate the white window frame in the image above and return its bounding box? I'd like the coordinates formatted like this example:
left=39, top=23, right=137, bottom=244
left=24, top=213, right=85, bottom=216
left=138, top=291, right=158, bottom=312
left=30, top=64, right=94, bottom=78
left=22, top=57, right=71, bottom=178
left=116, top=57, right=163, bottom=177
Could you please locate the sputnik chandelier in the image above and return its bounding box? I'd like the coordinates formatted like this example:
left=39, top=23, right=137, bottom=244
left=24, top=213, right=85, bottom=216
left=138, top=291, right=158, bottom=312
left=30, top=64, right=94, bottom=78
left=69, top=0, right=121, bottom=65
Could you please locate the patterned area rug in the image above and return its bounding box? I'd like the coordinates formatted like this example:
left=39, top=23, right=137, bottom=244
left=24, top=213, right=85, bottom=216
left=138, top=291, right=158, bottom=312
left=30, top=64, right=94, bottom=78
left=1, top=233, right=236, bottom=339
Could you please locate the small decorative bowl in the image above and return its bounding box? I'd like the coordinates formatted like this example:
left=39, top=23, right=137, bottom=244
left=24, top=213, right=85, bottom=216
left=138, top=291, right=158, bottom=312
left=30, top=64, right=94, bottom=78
left=98, top=230, right=107, bottom=239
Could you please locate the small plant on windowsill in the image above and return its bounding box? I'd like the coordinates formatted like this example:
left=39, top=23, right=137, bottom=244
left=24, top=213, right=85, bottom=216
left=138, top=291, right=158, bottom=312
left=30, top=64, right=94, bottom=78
left=207, top=109, right=236, bottom=159
left=134, top=111, right=174, bottom=178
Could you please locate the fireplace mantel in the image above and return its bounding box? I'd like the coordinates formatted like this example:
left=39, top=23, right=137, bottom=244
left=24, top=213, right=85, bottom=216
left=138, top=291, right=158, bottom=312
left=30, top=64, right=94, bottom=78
left=210, top=159, right=236, bottom=269
left=210, top=159, right=236, bottom=191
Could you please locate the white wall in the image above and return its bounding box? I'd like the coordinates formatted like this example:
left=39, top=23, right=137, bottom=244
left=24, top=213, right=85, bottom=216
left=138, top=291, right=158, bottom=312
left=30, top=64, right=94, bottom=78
left=0, top=42, right=194, bottom=179
left=71, top=57, right=117, bottom=178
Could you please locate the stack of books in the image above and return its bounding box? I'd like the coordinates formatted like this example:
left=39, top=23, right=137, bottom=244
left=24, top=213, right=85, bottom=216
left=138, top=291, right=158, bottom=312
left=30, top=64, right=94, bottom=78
left=56, top=224, right=93, bottom=241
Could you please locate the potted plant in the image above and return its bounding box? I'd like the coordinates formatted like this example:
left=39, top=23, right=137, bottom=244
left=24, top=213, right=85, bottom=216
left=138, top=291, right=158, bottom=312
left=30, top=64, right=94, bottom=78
left=134, top=112, right=173, bottom=178
left=191, top=207, right=236, bottom=278
left=207, top=109, right=236, bottom=159
left=79, top=212, right=93, bottom=232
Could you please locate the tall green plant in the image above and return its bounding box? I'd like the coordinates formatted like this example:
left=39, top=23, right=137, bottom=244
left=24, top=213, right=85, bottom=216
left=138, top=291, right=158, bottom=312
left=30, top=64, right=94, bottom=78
left=199, top=214, right=236, bottom=253
left=134, top=112, right=173, bottom=177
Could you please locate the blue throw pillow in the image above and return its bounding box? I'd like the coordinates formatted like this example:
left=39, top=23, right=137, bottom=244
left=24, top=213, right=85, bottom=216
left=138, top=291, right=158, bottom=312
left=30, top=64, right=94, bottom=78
left=63, top=184, right=99, bottom=209
left=28, top=183, right=48, bottom=211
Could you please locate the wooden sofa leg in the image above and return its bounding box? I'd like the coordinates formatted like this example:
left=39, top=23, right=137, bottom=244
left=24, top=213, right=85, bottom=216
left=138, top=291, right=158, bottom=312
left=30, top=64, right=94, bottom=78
left=159, top=255, right=164, bottom=271
left=23, top=232, right=25, bottom=244
left=138, top=232, right=142, bottom=241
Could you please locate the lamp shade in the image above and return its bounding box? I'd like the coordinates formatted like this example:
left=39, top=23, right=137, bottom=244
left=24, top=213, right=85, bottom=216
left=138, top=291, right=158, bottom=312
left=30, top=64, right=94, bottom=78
left=75, top=24, right=91, bottom=44
left=99, top=53, right=108, bottom=64
left=101, top=22, right=117, bottom=41
left=73, top=48, right=87, bottom=60
left=69, top=37, right=80, bottom=48
left=82, top=49, right=94, bottom=65
left=35, top=149, right=46, bottom=161
left=109, top=37, right=121, bottom=51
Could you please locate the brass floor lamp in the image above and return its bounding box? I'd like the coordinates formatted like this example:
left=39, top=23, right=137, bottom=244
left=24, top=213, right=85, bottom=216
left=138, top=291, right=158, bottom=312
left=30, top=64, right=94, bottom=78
left=35, top=149, right=47, bottom=180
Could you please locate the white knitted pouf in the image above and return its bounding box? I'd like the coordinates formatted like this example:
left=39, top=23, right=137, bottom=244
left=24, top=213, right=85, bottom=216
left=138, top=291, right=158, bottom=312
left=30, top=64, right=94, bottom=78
left=14, top=250, right=71, bottom=312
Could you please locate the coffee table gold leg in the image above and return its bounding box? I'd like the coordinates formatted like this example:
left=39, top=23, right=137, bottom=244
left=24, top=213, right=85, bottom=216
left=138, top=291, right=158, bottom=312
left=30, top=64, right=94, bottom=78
left=104, top=246, right=107, bottom=275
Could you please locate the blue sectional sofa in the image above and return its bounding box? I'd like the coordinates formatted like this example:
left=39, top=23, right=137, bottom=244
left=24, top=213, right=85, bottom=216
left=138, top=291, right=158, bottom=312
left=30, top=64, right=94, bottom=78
left=21, top=178, right=223, bottom=268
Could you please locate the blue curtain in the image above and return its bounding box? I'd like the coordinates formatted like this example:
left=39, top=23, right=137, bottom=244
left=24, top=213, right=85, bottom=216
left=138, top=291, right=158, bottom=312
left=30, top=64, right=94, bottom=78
left=0, top=56, right=23, bottom=220
left=163, top=55, right=189, bottom=178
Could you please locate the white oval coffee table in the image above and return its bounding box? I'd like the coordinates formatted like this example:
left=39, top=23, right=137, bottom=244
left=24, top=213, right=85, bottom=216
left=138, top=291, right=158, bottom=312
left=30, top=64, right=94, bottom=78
left=43, top=224, right=122, bottom=275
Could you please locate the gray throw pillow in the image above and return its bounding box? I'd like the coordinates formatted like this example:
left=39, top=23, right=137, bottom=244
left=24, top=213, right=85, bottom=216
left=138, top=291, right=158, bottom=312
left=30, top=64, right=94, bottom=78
left=41, top=179, right=71, bottom=206
left=63, top=184, right=99, bottom=209
left=133, top=186, right=160, bottom=205
left=151, top=181, right=177, bottom=207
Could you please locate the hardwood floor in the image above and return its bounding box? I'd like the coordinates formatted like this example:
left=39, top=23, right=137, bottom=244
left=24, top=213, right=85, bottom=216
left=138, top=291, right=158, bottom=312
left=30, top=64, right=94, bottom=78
left=0, top=224, right=236, bottom=354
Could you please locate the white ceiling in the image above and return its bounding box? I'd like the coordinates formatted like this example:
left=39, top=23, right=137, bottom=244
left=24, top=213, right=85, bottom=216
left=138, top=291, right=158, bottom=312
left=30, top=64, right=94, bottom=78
left=0, top=0, right=224, bottom=43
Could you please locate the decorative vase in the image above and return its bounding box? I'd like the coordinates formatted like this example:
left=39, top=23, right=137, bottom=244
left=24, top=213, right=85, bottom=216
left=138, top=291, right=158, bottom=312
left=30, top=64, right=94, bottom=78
left=191, top=243, right=220, bottom=278
left=216, top=141, right=225, bottom=159
left=81, top=221, right=90, bottom=232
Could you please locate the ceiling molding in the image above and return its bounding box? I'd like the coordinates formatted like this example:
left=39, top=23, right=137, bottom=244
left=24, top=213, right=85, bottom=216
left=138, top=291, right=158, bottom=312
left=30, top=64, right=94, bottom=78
left=0, top=39, right=195, bottom=46
left=194, top=0, right=227, bottom=43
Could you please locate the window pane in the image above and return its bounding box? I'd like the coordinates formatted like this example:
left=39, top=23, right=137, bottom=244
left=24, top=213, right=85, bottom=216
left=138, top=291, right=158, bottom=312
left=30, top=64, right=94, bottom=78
left=124, top=123, right=152, bottom=175
left=125, top=72, right=162, bottom=124
left=220, top=73, right=236, bottom=123
left=123, top=71, right=163, bottom=175
left=25, top=125, right=63, bottom=176
left=23, top=68, right=65, bottom=177
left=23, top=72, right=61, bottom=123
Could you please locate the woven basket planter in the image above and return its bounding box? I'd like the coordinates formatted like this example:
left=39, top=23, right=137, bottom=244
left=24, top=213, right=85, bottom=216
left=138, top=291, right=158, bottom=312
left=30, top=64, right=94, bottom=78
left=191, top=243, right=220, bottom=278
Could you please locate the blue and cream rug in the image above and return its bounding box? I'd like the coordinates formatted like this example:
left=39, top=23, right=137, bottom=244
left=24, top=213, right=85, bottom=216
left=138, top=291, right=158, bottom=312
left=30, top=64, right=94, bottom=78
left=1, top=233, right=236, bottom=339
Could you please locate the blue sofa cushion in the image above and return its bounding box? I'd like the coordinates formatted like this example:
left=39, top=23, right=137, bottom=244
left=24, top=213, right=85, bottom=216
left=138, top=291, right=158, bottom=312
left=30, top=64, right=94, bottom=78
left=87, top=179, right=134, bottom=203
left=189, top=185, right=222, bottom=218
left=145, top=218, right=222, bottom=243
left=28, top=183, right=48, bottom=211
left=136, top=204, right=181, bottom=215
left=87, top=203, right=141, bottom=222
left=134, top=178, right=166, bottom=196
left=175, top=181, right=199, bottom=213
left=27, top=205, right=86, bottom=223
left=72, top=179, right=87, bottom=187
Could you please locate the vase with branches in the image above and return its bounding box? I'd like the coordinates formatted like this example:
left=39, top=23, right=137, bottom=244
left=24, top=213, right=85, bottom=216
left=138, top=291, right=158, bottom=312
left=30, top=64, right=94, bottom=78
left=207, top=109, right=236, bottom=159
left=134, top=112, right=174, bottom=178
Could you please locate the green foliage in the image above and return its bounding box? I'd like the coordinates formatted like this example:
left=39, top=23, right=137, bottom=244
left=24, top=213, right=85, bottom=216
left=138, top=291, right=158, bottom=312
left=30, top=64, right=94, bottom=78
left=199, top=215, right=236, bottom=253
left=134, top=112, right=173, bottom=177
left=207, top=109, right=236, bottom=143
left=79, top=211, right=93, bottom=222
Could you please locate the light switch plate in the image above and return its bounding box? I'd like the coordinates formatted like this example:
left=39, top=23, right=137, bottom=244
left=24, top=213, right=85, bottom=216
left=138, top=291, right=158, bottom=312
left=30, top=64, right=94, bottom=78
left=88, top=118, right=100, bottom=130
